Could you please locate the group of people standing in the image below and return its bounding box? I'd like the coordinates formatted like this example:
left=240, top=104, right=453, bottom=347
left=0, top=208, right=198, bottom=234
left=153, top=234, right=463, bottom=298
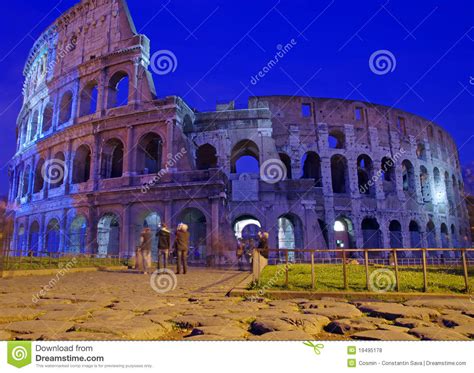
left=137, top=224, right=270, bottom=274
left=137, top=222, right=190, bottom=275
left=236, top=231, right=269, bottom=270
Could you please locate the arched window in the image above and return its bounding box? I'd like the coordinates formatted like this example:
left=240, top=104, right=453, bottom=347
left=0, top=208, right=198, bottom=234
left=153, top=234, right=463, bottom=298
left=331, top=154, right=348, bottom=193
left=33, top=159, right=45, bottom=194
left=361, top=217, right=381, bottom=249
left=416, top=143, right=426, bottom=160
left=357, top=154, right=374, bottom=195
left=426, top=220, right=436, bottom=248
left=42, top=103, right=53, bottom=133
left=46, top=218, right=61, bottom=253
left=59, top=91, right=73, bottom=124
left=402, top=160, right=415, bottom=193
left=21, top=166, right=31, bottom=197
left=409, top=221, right=421, bottom=248
left=334, top=216, right=355, bottom=249
left=277, top=214, right=304, bottom=261
left=179, top=208, right=207, bottom=253
left=101, top=139, right=124, bottom=179
left=301, top=152, right=321, bottom=186
left=278, top=153, right=292, bottom=180
left=97, top=213, right=120, bottom=256
left=420, top=166, right=431, bottom=202
left=79, top=81, right=98, bottom=116
left=16, top=224, right=26, bottom=255
left=328, top=130, right=345, bottom=149
left=231, top=140, right=259, bottom=173
left=381, top=157, right=396, bottom=194
left=68, top=215, right=88, bottom=254
left=107, top=71, right=129, bottom=108
left=196, top=144, right=218, bottom=170
left=137, top=133, right=163, bottom=174
left=29, top=110, right=39, bottom=141
left=72, top=145, right=91, bottom=184
left=450, top=224, right=458, bottom=247
left=389, top=220, right=402, bottom=248
left=440, top=223, right=449, bottom=248
left=29, top=221, right=40, bottom=256
left=49, top=152, right=66, bottom=189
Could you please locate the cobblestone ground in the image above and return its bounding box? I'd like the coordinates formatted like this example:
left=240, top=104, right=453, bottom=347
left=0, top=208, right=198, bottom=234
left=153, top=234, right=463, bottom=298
left=0, top=269, right=473, bottom=341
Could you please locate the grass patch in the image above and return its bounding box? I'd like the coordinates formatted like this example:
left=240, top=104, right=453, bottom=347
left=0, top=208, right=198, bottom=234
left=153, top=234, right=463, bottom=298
left=251, top=264, right=474, bottom=294
left=2, top=256, right=128, bottom=271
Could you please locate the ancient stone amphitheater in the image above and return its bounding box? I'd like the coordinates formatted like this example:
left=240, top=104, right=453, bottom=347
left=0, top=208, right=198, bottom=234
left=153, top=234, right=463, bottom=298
left=6, top=0, right=471, bottom=262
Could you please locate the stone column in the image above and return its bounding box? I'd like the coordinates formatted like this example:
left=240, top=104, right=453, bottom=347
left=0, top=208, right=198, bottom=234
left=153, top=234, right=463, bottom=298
left=59, top=209, right=68, bottom=253
left=301, top=201, right=316, bottom=249
left=38, top=214, right=46, bottom=254
left=324, top=208, right=335, bottom=251
left=166, top=119, right=176, bottom=172
left=23, top=216, right=30, bottom=255
left=65, top=140, right=73, bottom=195
left=43, top=148, right=52, bottom=199
left=97, top=69, right=107, bottom=115
left=87, top=206, right=98, bottom=255
left=121, top=204, right=131, bottom=258
left=209, top=195, right=220, bottom=256
left=123, top=125, right=135, bottom=179
left=381, top=217, right=391, bottom=249
left=27, top=158, right=35, bottom=197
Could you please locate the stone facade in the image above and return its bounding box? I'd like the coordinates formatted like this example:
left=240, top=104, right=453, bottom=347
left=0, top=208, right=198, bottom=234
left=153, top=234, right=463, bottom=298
left=6, top=0, right=471, bottom=260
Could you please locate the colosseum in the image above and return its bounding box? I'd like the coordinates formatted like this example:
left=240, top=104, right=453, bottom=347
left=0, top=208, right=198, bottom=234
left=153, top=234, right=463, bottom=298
left=5, top=0, right=471, bottom=263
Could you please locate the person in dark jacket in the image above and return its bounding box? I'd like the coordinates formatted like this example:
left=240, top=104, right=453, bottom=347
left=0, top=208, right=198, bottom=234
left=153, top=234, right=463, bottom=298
left=157, top=223, right=171, bottom=269
left=257, top=231, right=269, bottom=259
left=174, top=223, right=190, bottom=274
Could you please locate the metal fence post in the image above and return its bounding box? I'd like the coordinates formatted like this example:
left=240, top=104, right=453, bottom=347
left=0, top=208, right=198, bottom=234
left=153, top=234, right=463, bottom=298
left=364, top=249, right=370, bottom=291
left=285, top=250, right=289, bottom=287
left=461, top=249, right=469, bottom=293
left=422, top=248, right=428, bottom=292
left=342, top=249, right=348, bottom=290
left=393, top=248, right=400, bottom=292
left=311, top=251, right=315, bottom=290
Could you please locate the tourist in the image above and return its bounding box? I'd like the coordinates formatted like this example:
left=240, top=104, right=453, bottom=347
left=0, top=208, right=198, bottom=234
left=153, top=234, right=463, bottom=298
left=157, top=223, right=171, bottom=269
left=236, top=238, right=245, bottom=270
left=139, top=227, right=153, bottom=274
left=257, top=231, right=269, bottom=259
left=174, top=223, right=190, bottom=274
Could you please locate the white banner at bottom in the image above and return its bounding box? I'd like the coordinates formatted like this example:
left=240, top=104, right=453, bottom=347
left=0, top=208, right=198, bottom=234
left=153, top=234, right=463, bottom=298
left=0, top=341, right=472, bottom=372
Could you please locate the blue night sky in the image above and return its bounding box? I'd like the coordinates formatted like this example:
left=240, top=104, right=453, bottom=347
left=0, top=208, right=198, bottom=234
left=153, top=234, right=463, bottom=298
left=0, top=0, right=473, bottom=196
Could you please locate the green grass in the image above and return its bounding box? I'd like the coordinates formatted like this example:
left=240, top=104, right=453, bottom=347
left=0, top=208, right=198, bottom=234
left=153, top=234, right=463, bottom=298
left=1, top=256, right=129, bottom=271
left=251, top=264, right=474, bottom=294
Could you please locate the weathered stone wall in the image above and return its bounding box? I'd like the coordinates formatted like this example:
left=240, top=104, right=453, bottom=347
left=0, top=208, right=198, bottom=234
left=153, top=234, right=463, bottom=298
left=5, top=0, right=471, bottom=260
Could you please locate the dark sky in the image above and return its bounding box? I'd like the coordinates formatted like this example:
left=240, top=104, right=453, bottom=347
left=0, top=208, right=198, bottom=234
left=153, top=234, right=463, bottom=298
left=0, top=0, right=473, bottom=197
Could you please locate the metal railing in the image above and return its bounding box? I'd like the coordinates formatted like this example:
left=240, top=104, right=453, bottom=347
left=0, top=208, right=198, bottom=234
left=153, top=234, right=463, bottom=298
left=254, top=247, right=474, bottom=293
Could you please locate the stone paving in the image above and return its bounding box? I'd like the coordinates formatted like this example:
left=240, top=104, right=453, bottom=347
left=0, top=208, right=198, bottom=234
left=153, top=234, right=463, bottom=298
left=0, top=268, right=473, bottom=341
